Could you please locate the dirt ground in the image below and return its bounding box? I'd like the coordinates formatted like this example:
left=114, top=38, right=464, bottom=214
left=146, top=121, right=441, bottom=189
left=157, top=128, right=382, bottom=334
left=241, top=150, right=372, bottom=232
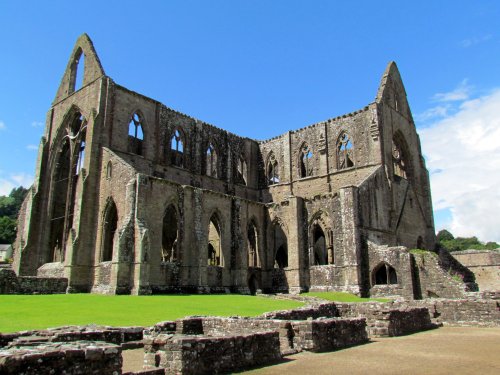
left=122, top=327, right=500, bottom=374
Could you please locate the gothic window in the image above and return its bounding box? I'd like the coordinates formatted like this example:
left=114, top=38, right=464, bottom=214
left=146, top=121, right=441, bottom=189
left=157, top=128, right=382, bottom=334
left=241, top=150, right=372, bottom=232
left=207, top=214, right=222, bottom=266
left=267, top=153, right=280, bottom=185
left=206, top=143, right=218, bottom=178
left=170, top=128, right=185, bottom=168
left=337, top=132, right=354, bottom=170
left=248, top=223, right=259, bottom=267
left=69, top=48, right=84, bottom=94
left=106, top=161, right=112, bottom=179
left=236, top=154, right=247, bottom=185
left=392, top=138, right=409, bottom=179
left=128, top=112, right=144, bottom=155
left=373, top=263, right=398, bottom=285
left=101, top=200, right=118, bottom=262
left=273, top=222, right=288, bottom=269
left=312, top=224, right=327, bottom=265
left=162, top=205, right=179, bottom=262
left=299, top=144, right=313, bottom=178
left=75, top=129, right=86, bottom=175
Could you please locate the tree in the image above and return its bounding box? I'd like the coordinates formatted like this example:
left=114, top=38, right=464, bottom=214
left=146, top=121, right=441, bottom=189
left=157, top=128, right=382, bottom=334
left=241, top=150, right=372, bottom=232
left=0, top=216, right=17, bottom=244
left=437, top=229, right=500, bottom=251
left=436, top=229, right=454, bottom=242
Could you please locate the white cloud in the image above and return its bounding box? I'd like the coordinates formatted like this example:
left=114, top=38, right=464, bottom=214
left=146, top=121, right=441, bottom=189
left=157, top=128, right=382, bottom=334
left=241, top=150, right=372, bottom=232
left=31, top=121, right=44, bottom=127
left=420, top=88, right=500, bottom=243
left=0, top=121, right=6, bottom=130
left=26, top=144, right=38, bottom=151
left=460, top=34, right=492, bottom=48
left=415, top=105, right=450, bottom=122
left=0, top=173, right=34, bottom=196
left=432, top=79, right=471, bottom=102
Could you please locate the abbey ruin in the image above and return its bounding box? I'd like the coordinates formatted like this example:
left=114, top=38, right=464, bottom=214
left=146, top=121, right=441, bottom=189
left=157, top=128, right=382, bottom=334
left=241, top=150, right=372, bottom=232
left=13, top=34, right=447, bottom=298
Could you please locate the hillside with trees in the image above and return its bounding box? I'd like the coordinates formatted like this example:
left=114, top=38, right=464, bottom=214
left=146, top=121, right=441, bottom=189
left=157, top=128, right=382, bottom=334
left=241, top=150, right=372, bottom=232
left=0, top=186, right=28, bottom=244
left=437, top=229, right=499, bottom=252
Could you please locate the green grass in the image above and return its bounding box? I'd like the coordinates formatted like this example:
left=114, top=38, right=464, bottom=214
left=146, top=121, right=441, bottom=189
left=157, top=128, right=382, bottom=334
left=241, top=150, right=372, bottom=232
left=0, top=294, right=304, bottom=333
left=409, top=248, right=438, bottom=256
left=303, top=291, right=391, bottom=303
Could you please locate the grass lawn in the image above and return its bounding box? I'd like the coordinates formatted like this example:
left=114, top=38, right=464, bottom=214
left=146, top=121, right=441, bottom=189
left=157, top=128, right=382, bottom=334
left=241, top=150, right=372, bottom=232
left=303, top=291, right=391, bottom=303
left=0, top=294, right=303, bottom=333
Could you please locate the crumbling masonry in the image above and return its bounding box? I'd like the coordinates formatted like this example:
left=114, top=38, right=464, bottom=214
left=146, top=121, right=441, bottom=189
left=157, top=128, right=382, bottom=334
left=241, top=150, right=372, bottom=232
left=14, top=34, right=440, bottom=297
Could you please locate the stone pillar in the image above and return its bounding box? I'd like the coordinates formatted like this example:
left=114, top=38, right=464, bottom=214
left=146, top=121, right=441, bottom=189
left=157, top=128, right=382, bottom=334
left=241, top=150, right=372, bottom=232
left=339, top=186, right=362, bottom=294
left=285, top=196, right=307, bottom=293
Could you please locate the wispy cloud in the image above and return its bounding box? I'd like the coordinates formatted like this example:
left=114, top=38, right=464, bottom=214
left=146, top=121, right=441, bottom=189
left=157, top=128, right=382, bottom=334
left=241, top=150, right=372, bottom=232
left=460, top=34, right=492, bottom=48
left=31, top=121, right=44, bottom=127
left=415, top=105, right=450, bottom=122
left=432, top=79, right=472, bottom=102
left=420, top=87, right=500, bottom=243
left=0, top=121, right=6, bottom=130
left=26, top=144, right=38, bottom=151
left=0, top=173, right=34, bottom=195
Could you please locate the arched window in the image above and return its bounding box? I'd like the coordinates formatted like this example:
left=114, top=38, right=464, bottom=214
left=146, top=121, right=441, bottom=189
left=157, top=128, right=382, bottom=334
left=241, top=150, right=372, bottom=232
left=170, top=128, right=184, bottom=168
left=392, top=135, right=410, bottom=179
left=299, top=144, right=313, bottom=178
left=162, top=205, right=179, bottom=262
left=273, top=222, right=288, bottom=269
left=128, top=112, right=144, bottom=155
left=76, top=129, right=86, bottom=175
left=312, top=224, right=327, bottom=265
left=248, top=223, right=259, bottom=267
left=267, top=153, right=280, bottom=185
left=69, top=48, right=84, bottom=94
left=337, top=132, right=354, bottom=170
left=236, top=154, right=247, bottom=185
left=206, top=143, right=218, bottom=178
left=101, top=200, right=118, bottom=262
left=208, top=214, right=222, bottom=266
left=373, top=263, right=398, bottom=285
left=106, top=161, right=112, bottom=179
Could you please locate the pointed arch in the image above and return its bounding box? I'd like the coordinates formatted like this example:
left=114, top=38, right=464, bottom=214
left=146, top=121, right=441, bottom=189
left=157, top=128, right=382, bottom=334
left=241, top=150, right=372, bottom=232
left=206, top=143, right=219, bottom=178
left=236, top=152, right=248, bottom=185
left=128, top=111, right=144, bottom=155
left=372, top=262, right=398, bottom=285
left=392, top=131, right=412, bottom=180
left=247, top=219, right=260, bottom=267
left=309, top=211, right=334, bottom=265
left=272, top=218, right=288, bottom=269
left=162, top=204, right=179, bottom=262
left=207, top=212, right=223, bottom=266
left=101, top=198, right=118, bottom=262
left=170, top=127, right=185, bottom=168
left=337, top=131, right=354, bottom=170
left=298, top=142, right=313, bottom=178
left=267, top=152, right=280, bottom=185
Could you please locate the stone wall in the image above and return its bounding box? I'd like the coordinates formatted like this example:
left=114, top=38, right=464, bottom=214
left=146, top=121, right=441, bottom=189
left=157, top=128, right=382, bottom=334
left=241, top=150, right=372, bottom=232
left=0, top=341, right=122, bottom=375
left=451, top=250, right=500, bottom=291
left=144, top=332, right=282, bottom=374
left=411, top=298, right=500, bottom=327
left=0, top=266, right=68, bottom=294
left=290, top=318, right=368, bottom=352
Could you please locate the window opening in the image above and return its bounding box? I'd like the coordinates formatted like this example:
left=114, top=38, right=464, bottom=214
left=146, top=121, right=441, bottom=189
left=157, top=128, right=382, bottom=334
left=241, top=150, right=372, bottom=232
left=273, top=223, right=288, bottom=268
left=101, top=201, right=118, bottom=262
left=236, top=154, right=247, bottom=185
left=337, top=132, right=354, bottom=170
left=170, top=128, right=184, bottom=167
left=162, top=205, right=179, bottom=262
left=206, top=144, right=218, bottom=178
left=299, top=144, right=313, bottom=178
left=312, top=224, right=327, bottom=265
left=248, top=224, right=258, bottom=267
left=392, top=139, right=408, bottom=179
left=207, top=215, right=222, bottom=266
left=374, top=263, right=398, bottom=285
left=128, top=112, right=144, bottom=155
left=267, top=153, right=280, bottom=185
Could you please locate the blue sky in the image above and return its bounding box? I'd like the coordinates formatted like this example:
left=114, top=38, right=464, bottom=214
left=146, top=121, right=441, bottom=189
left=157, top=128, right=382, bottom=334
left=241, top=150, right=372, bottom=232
left=1, top=1, right=499, bottom=242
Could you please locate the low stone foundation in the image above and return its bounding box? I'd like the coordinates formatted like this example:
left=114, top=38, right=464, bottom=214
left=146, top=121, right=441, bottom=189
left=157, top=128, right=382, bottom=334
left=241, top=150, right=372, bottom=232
left=144, top=331, right=282, bottom=374
left=0, top=266, right=67, bottom=294
left=0, top=341, right=122, bottom=375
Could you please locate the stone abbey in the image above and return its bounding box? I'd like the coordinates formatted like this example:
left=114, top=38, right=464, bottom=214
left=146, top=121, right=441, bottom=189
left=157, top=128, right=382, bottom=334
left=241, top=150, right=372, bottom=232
left=13, top=34, right=440, bottom=297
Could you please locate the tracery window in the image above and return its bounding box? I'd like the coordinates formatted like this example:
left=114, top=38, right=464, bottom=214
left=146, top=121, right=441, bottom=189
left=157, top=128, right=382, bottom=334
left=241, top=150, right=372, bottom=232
left=236, top=154, right=247, bottom=185
left=337, top=132, right=354, bottom=170
left=299, top=144, right=313, bottom=178
left=392, top=140, right=407, bottom=179
left=373, top=263, right=398, bottom=285
left=128, top=112, right=144, bottom=155
left=267, top=153, right=280, bottom=185
left=170, top=128, right=184, bottom=168
left=206, top=143, right=218, bottom=178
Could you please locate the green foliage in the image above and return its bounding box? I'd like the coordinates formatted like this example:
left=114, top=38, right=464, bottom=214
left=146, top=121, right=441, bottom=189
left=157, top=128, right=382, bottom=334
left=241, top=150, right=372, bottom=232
left=0, top=294, right=304, bottom=333
left=409, top=248, right=437, bottom=256
left=303, top=291, right=390, bottom=303
left=0, top=216, right=17, bottom=244
left=0, top=186, right=29, bottom=244
left=436, top=229, right=454, bottom=242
